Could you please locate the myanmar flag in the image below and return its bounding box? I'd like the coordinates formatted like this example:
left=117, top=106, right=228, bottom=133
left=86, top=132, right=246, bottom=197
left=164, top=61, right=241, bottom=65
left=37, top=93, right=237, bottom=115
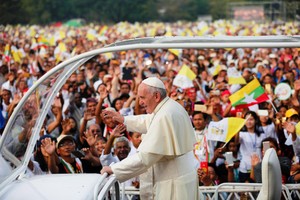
left=173, top=64, right=196, bottom=89
left=229, top=78, right=269, bottom=108
left=4, top=44, right=10, bottom=63
left=207, top=117, right=246, bottom=143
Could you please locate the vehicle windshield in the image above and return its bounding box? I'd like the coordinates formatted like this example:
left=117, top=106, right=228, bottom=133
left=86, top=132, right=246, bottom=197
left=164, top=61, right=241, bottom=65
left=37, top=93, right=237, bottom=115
left=0, top=69, right=63, bottom=182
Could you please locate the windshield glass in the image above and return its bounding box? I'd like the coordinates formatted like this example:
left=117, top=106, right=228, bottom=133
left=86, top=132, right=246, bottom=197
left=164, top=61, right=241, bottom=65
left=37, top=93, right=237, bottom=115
left=0, top=69, right=63, bottom=182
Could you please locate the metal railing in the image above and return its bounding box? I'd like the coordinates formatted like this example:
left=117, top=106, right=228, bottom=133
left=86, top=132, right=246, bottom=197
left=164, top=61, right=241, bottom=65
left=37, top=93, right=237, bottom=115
left=120, top=184, right=300, bottom=200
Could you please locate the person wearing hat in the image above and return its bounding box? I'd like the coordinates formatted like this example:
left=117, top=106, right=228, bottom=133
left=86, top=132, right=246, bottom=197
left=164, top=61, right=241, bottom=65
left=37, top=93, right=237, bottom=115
left=42, top=134, right=83, bottom=174
left=101, top=77, right=198, bottom=199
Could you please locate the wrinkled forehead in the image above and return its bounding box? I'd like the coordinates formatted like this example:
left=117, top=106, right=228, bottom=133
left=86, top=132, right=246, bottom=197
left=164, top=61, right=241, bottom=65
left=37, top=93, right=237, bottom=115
left=116, top=141, right=129, bottom=148
left=138, top=83, right=148, bottom=95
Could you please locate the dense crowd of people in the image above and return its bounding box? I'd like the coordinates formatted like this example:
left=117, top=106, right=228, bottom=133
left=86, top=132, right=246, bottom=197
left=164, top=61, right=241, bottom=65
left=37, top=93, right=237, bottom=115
left=1, top=20, right=300, bottom=195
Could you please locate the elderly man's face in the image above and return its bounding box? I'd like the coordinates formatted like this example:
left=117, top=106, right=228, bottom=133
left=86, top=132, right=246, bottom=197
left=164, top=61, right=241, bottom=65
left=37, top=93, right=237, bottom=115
left=115, top=141, right=130, bottom=161
left=138, top=83, right=158, bottom=114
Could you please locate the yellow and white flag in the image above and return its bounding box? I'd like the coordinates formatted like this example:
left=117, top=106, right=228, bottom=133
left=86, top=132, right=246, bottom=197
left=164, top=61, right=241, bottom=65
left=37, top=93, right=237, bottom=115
left=207, top=117, right=246, bottom=143
left=208, top=64, right=221, bottom=76
left=227, top=67, right=246, bottom=85
left=168, top=49, right=181, bottom=57
left=296, top=122, right=300, bottom=137
left=173, top=64, right=196, bottom=89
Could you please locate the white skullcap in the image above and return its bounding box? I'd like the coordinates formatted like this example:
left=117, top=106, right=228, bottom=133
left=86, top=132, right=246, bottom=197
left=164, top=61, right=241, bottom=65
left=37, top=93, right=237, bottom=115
left=142, top=77, right=165, bottom=90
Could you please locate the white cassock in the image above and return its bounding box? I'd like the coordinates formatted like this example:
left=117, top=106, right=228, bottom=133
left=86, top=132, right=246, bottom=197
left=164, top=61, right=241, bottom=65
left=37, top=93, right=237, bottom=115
left=111, top=97, right=199, bottom=200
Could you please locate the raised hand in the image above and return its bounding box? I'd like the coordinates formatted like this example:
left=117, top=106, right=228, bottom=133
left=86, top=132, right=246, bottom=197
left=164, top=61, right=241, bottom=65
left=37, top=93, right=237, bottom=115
left=251, top=153, right=260, bottom=167
left=102, top=110, right=124, bottom=124
left=111, top=124, right=126, bottom=138
left=83, top=131, right=97, bottom=147
left=41, top=137, right=56, bottom=156
left=282, top=122, right=296, bottom=134
left=81, top=148, right=92, bottom=160
left=99, top=89, right=108, bottom=100
left=84, top=109, right=95, bottom=121
left=86, top=70, right=94, bottom=80
left=61, top=119, right=72, bottom=134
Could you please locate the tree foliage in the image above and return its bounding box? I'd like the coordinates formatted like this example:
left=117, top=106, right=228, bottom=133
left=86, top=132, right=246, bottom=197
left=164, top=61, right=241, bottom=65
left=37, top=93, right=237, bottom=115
left=0, top=0, right=298, bottom=25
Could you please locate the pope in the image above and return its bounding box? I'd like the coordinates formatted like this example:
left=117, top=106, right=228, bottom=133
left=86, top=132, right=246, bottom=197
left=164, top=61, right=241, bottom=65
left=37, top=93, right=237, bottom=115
left=101, top=77, right=198, bottom=200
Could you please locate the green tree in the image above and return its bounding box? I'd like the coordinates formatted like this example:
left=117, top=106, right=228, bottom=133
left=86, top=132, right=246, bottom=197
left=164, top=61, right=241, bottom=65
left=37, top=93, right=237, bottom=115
left=155, top=0, right=198, bottom=22
left=209, top=0, right=227, bottom=20
left=0, top=0, right=26, bottom=24
left=195, top=0, right=210, bottom=16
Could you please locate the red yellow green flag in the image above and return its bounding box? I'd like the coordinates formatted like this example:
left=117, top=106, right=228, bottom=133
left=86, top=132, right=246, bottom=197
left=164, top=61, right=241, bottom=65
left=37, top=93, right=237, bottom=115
left=4, top=44, right=10, bottom=63
left=229, top=78, right=269, bottom=108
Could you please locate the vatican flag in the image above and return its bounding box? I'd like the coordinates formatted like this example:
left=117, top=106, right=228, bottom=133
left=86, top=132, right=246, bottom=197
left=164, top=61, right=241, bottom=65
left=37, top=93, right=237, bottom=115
left=207, top=117, right=246, bottom=143
left=173, top=64, right=196, bottom=89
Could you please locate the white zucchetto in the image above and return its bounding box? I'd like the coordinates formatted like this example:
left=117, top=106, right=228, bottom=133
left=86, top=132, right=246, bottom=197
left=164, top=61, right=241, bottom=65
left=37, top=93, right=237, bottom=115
left=142, top=77, right=166, bottom=90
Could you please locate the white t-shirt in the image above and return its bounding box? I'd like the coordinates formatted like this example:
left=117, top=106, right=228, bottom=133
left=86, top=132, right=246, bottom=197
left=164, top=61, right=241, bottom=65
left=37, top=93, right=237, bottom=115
left=238, top=131, right=266, bottom=173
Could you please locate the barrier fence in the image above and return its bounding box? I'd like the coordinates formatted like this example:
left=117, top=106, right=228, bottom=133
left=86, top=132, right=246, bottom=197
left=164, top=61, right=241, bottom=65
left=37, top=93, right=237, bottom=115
left=121, top=183, right=300, bottom=200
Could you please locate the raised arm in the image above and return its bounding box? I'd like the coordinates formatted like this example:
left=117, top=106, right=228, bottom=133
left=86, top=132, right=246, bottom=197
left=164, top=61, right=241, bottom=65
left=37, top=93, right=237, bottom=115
left=41, top=138, right=59, bottom=174
left=47, top=103, right=63, bottom=134
left=103, top=124, right=126, bottom=155
left=95, top=88, right=108, bottom=125
left=111, top=66, right=121, bottom=100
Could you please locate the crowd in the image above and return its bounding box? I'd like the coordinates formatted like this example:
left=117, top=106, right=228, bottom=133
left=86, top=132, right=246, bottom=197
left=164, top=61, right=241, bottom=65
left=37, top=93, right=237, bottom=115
left=1, top=20, right=300, bottom=193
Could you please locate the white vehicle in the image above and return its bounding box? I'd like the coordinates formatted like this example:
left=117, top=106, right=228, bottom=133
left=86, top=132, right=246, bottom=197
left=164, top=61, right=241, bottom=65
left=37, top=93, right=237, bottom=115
left=0, top=36, right=300, bottom=200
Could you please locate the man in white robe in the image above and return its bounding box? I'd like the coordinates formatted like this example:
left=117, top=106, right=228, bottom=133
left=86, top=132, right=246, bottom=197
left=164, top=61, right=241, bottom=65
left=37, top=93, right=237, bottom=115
left=101, top=77, right=198, bottom=200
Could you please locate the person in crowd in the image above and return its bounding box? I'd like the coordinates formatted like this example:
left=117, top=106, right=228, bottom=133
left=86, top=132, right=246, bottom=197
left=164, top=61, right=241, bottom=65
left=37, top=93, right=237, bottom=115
left=68, top=92, right=85, bottom=129
left=100, top=124, right=128, bottom=165
left=41, top=134, right=96, bottom=174
left=257, top=108, right=277, bottom=140
left=198, top=163, right=220, bottom=186
left=79, top=97, right=97, bottom=138
left=225, top=139, right=240, bottom=182
left=128, top=132, right=142, bottom=156
left=235, top=111, right=266, bottom=182
left=250, top=137, right=291, bottom=183
left=32, top=134, right=57, bottom=174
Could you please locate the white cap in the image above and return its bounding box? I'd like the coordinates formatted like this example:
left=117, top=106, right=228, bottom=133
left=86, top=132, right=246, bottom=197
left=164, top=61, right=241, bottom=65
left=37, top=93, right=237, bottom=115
left=256, top=62, right=265, bottom=68
left=198, top=55, right=205, bottom=60
left=228, top=60, right=235, bottom=65
left=56, top=135, right=75, bottom=149
left=142, top=77, right=166, bottom=90
left=220, top=65, right=227, bottom=71
left=262, top=59, right=269, bottom=65
left=269, top=53, right=277, bottom=59
left=93, top=80, right=103, bottom=92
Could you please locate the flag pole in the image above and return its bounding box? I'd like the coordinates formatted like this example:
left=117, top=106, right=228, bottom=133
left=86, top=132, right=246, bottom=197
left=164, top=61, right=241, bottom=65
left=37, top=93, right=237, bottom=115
left=195, top=79, right=207, bottom=101
left=268, top=100, right=278, bottom=113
